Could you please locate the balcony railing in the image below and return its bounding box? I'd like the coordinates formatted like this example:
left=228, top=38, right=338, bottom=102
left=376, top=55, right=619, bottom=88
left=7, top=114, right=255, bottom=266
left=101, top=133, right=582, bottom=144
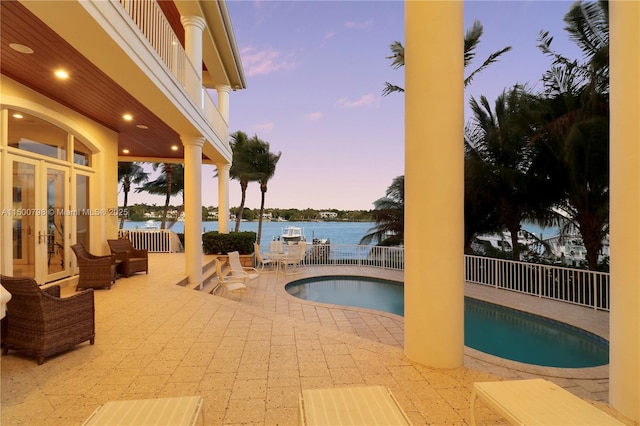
left=117, top=0, right=227, bottom=138
left=118, top=229, right=183, bottom=253
left=262, top=244, right=610, bottom=311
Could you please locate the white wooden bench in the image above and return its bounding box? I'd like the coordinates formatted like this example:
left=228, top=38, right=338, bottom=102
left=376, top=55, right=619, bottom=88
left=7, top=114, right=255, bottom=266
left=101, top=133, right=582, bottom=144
left=471, top=379, right=623, bottom=425
left=298, top=385, right=412, bottom=425
left=82, top=396, right=204, bottom=425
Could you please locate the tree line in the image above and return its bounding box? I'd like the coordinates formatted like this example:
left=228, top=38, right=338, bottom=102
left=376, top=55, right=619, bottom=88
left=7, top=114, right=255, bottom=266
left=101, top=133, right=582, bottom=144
left=119, top=203, right=374, bottom=223
left=364, top=1, right=609, bottom=271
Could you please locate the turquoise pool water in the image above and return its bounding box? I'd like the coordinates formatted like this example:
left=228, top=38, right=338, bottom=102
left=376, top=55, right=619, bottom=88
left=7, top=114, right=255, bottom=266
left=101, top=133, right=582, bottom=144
left=285, top=276, right=609, bottom=368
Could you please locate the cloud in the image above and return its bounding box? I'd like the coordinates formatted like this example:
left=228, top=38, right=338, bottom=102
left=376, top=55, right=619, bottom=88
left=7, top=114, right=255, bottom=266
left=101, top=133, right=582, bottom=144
left=335, top=94, right=379, bottom=109
left=240, top=45, right=298, bottom=77
left=253, top=122, right=274, bottom=132
left=345, top=19, right=373, bottom=30
left=304, top=112, right=323, bottom=121
left=324, top=31, right=337, bottom=41
left=320, top=31, right=337, bottom=47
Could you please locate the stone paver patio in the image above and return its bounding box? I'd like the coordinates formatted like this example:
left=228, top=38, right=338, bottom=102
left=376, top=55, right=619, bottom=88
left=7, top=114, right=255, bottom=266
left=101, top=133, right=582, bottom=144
left=1, top=253, right=633, bottom=425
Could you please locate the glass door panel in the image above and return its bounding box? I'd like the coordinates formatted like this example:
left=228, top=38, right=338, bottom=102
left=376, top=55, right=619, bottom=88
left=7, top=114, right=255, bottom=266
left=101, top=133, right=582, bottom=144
left=45, top=167, right=67, bottom=278
left=11, top=161, right=36, bottom=278
left=75, top=174, right=90, bottom=248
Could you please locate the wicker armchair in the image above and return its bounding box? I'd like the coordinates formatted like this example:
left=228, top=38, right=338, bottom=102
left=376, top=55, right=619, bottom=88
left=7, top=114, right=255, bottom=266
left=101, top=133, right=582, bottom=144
left=107, top=239, right=148, bottom=277
left=0, top=275, right=95, bottom=365
left=71, top=243, right=117, bottom=290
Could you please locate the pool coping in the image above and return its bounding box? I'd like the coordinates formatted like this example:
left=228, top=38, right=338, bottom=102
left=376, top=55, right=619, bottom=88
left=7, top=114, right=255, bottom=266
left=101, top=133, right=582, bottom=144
left=276, top=270, right=610, bottom=381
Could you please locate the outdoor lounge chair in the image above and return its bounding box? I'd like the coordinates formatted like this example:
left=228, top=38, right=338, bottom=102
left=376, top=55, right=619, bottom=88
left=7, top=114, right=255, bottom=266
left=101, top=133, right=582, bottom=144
left=71, top=243, right=117, bottom=290
left=253, top=243, right=274, bottom=272
left=227, top=251, right=260, bottom=284
left=107, top=239, right=148, bottom=277
left=0, top=275, right=95, bottom=365
left=211, top=258, right=247, bottom=299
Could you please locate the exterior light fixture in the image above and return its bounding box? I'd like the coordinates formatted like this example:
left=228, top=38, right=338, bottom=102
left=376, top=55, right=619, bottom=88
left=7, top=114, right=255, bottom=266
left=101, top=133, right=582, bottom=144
left=123, top=114, right=133, bottom=121
left=122, top=149, right=130, bottom=154
left=171, top=145, right=179, bottom=151
left=12, top=113, right=24, bottom=119
left=136, top=124, right=148, bottom=129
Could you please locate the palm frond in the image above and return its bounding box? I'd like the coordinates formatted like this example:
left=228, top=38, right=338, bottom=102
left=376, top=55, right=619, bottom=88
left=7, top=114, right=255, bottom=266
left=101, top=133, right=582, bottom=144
left=382, top=82, right=405, bottom=97
left=463, top=20, right=483, bottom=68
left=464, top=46, right=512, bottom=87
left=386, top=41, right=405, bottom=69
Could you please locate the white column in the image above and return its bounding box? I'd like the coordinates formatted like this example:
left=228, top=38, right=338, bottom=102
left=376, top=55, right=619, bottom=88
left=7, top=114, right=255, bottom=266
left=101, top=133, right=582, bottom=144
left=182, top=136, right=205, bottom=288
left=609, top=1, right=640, bottom=422
left=404, top=0, right=464, bottom=368
left=181, top=15, right=205, bottom=103
left=216, top=162, right=231, bottom=234
left=216, top=85, right=231, bottom=124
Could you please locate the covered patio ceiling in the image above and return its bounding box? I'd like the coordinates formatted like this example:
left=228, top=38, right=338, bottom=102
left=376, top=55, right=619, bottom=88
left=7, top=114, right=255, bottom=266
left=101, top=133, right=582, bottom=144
left=1, top=0, right=214, bottom=162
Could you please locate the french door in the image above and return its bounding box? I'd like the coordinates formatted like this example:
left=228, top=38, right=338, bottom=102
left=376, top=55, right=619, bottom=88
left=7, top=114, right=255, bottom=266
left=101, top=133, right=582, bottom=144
left=10, top=156, right=69, bottom=284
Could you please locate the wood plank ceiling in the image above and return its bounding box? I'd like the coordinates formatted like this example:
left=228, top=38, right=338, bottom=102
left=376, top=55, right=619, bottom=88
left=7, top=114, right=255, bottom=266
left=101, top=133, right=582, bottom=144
left=1, top=0, right=208, bottom=161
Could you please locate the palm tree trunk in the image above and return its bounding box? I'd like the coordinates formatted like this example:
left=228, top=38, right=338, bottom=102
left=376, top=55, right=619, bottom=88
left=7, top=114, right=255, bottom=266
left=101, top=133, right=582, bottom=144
left=161, top=165, right=173, bottom=230
left=120, top=181, right=129, bottom=230
left=257, top=184, right=267, bottom=244
left=235, top=180, right=248, bottom=232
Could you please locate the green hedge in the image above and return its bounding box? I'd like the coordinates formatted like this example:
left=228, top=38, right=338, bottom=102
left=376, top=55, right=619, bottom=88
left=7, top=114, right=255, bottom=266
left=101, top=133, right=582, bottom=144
left=202, top=231, right=256, bottom=255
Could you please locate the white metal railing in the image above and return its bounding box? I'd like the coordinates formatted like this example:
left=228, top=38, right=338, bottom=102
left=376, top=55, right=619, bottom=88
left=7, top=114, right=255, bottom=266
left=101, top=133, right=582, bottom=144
left=118, top=229, right=183, bottom=253
left=262, top=244, right=610, bottom=311
left=280, top=244, right=405, bottom=270
left=464, top=255, right=610, bottom=311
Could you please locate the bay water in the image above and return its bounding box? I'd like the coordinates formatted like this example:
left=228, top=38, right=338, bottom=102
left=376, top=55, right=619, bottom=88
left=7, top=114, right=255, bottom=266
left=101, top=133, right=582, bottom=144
left=123, top=220, right=376, bottom=248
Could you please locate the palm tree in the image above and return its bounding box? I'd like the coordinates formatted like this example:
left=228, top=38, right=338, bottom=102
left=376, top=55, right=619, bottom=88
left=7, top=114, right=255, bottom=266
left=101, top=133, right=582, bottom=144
left=360, top=176, right=405, bottom=246
left=382, top=20, right=512, bottom=95
left=117, top=162, right=149, bottom=229
left=465, top=86, right=547, bottom=259
left=531, top=0, right=610, bottom=269
left=228, top=131, right=261, bottom=232
left=250, top=137, right=281, bottom=244
left=137, top=163, right=184, bottom=229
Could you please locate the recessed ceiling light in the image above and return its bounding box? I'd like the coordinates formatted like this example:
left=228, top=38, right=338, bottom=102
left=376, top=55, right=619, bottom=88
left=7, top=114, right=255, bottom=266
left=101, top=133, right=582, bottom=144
left=12, top=113, right=24, bottom=119
left=54, top=69, right=69, bottom=79
left=9, top=43, right=33, bottom=54
left=122, top=149, right=130, bottom=154
left=171, top=145, right=179, bottom=151
left=136, top=124, right=148, bottom=129
left=123, top=114, right=133, bottom=121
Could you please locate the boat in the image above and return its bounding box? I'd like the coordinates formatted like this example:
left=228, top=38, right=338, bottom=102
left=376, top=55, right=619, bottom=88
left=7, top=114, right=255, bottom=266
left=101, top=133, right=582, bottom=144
left=280, top=226, right=306, bottom=242
left=143, top=220, right=160, bottom=229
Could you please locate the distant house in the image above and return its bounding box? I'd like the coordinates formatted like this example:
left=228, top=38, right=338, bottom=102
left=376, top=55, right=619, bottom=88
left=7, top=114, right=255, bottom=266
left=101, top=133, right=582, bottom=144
left=320, top=211, right=338, bottom=219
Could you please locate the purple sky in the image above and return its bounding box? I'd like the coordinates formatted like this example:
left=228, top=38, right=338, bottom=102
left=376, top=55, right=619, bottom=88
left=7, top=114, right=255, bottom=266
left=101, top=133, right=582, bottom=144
left=123, top=1, right=583, bottom=211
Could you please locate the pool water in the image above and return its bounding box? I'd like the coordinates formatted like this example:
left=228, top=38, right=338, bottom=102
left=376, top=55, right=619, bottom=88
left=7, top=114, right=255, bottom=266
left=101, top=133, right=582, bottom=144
left=285, top=276, right=609, bottom=368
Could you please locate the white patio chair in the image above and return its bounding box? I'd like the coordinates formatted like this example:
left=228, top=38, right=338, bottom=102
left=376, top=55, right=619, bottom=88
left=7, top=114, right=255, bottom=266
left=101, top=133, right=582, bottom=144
left=211, top=258, right=247, bottom=299
left=269, top=240, right=284, bottom=253
left=297, top=241, right=308, bottom=267
left=254, top=243, right=274, bottom=272
left=227, top=251, right=260, bottom=285
left=280, top=244, right=302, bottom=274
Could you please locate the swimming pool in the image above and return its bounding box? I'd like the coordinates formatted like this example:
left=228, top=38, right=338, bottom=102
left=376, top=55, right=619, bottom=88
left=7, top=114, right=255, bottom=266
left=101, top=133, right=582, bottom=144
left=285, top=276, right=609, bottom=368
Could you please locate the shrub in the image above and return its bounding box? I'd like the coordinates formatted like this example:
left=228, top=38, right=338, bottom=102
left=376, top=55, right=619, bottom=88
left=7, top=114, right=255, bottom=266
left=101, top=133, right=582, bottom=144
left=202, top=231, right=256, bottom=255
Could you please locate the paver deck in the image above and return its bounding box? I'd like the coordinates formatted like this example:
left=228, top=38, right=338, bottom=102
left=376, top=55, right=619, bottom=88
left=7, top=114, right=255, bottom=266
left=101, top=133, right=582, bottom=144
left=1, top=253, right=632, bottom=425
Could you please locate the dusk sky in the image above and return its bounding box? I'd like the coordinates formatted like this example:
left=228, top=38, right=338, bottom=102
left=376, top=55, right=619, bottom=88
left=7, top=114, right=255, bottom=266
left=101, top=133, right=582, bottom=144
left=123, top=1, right=584, bottom=212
